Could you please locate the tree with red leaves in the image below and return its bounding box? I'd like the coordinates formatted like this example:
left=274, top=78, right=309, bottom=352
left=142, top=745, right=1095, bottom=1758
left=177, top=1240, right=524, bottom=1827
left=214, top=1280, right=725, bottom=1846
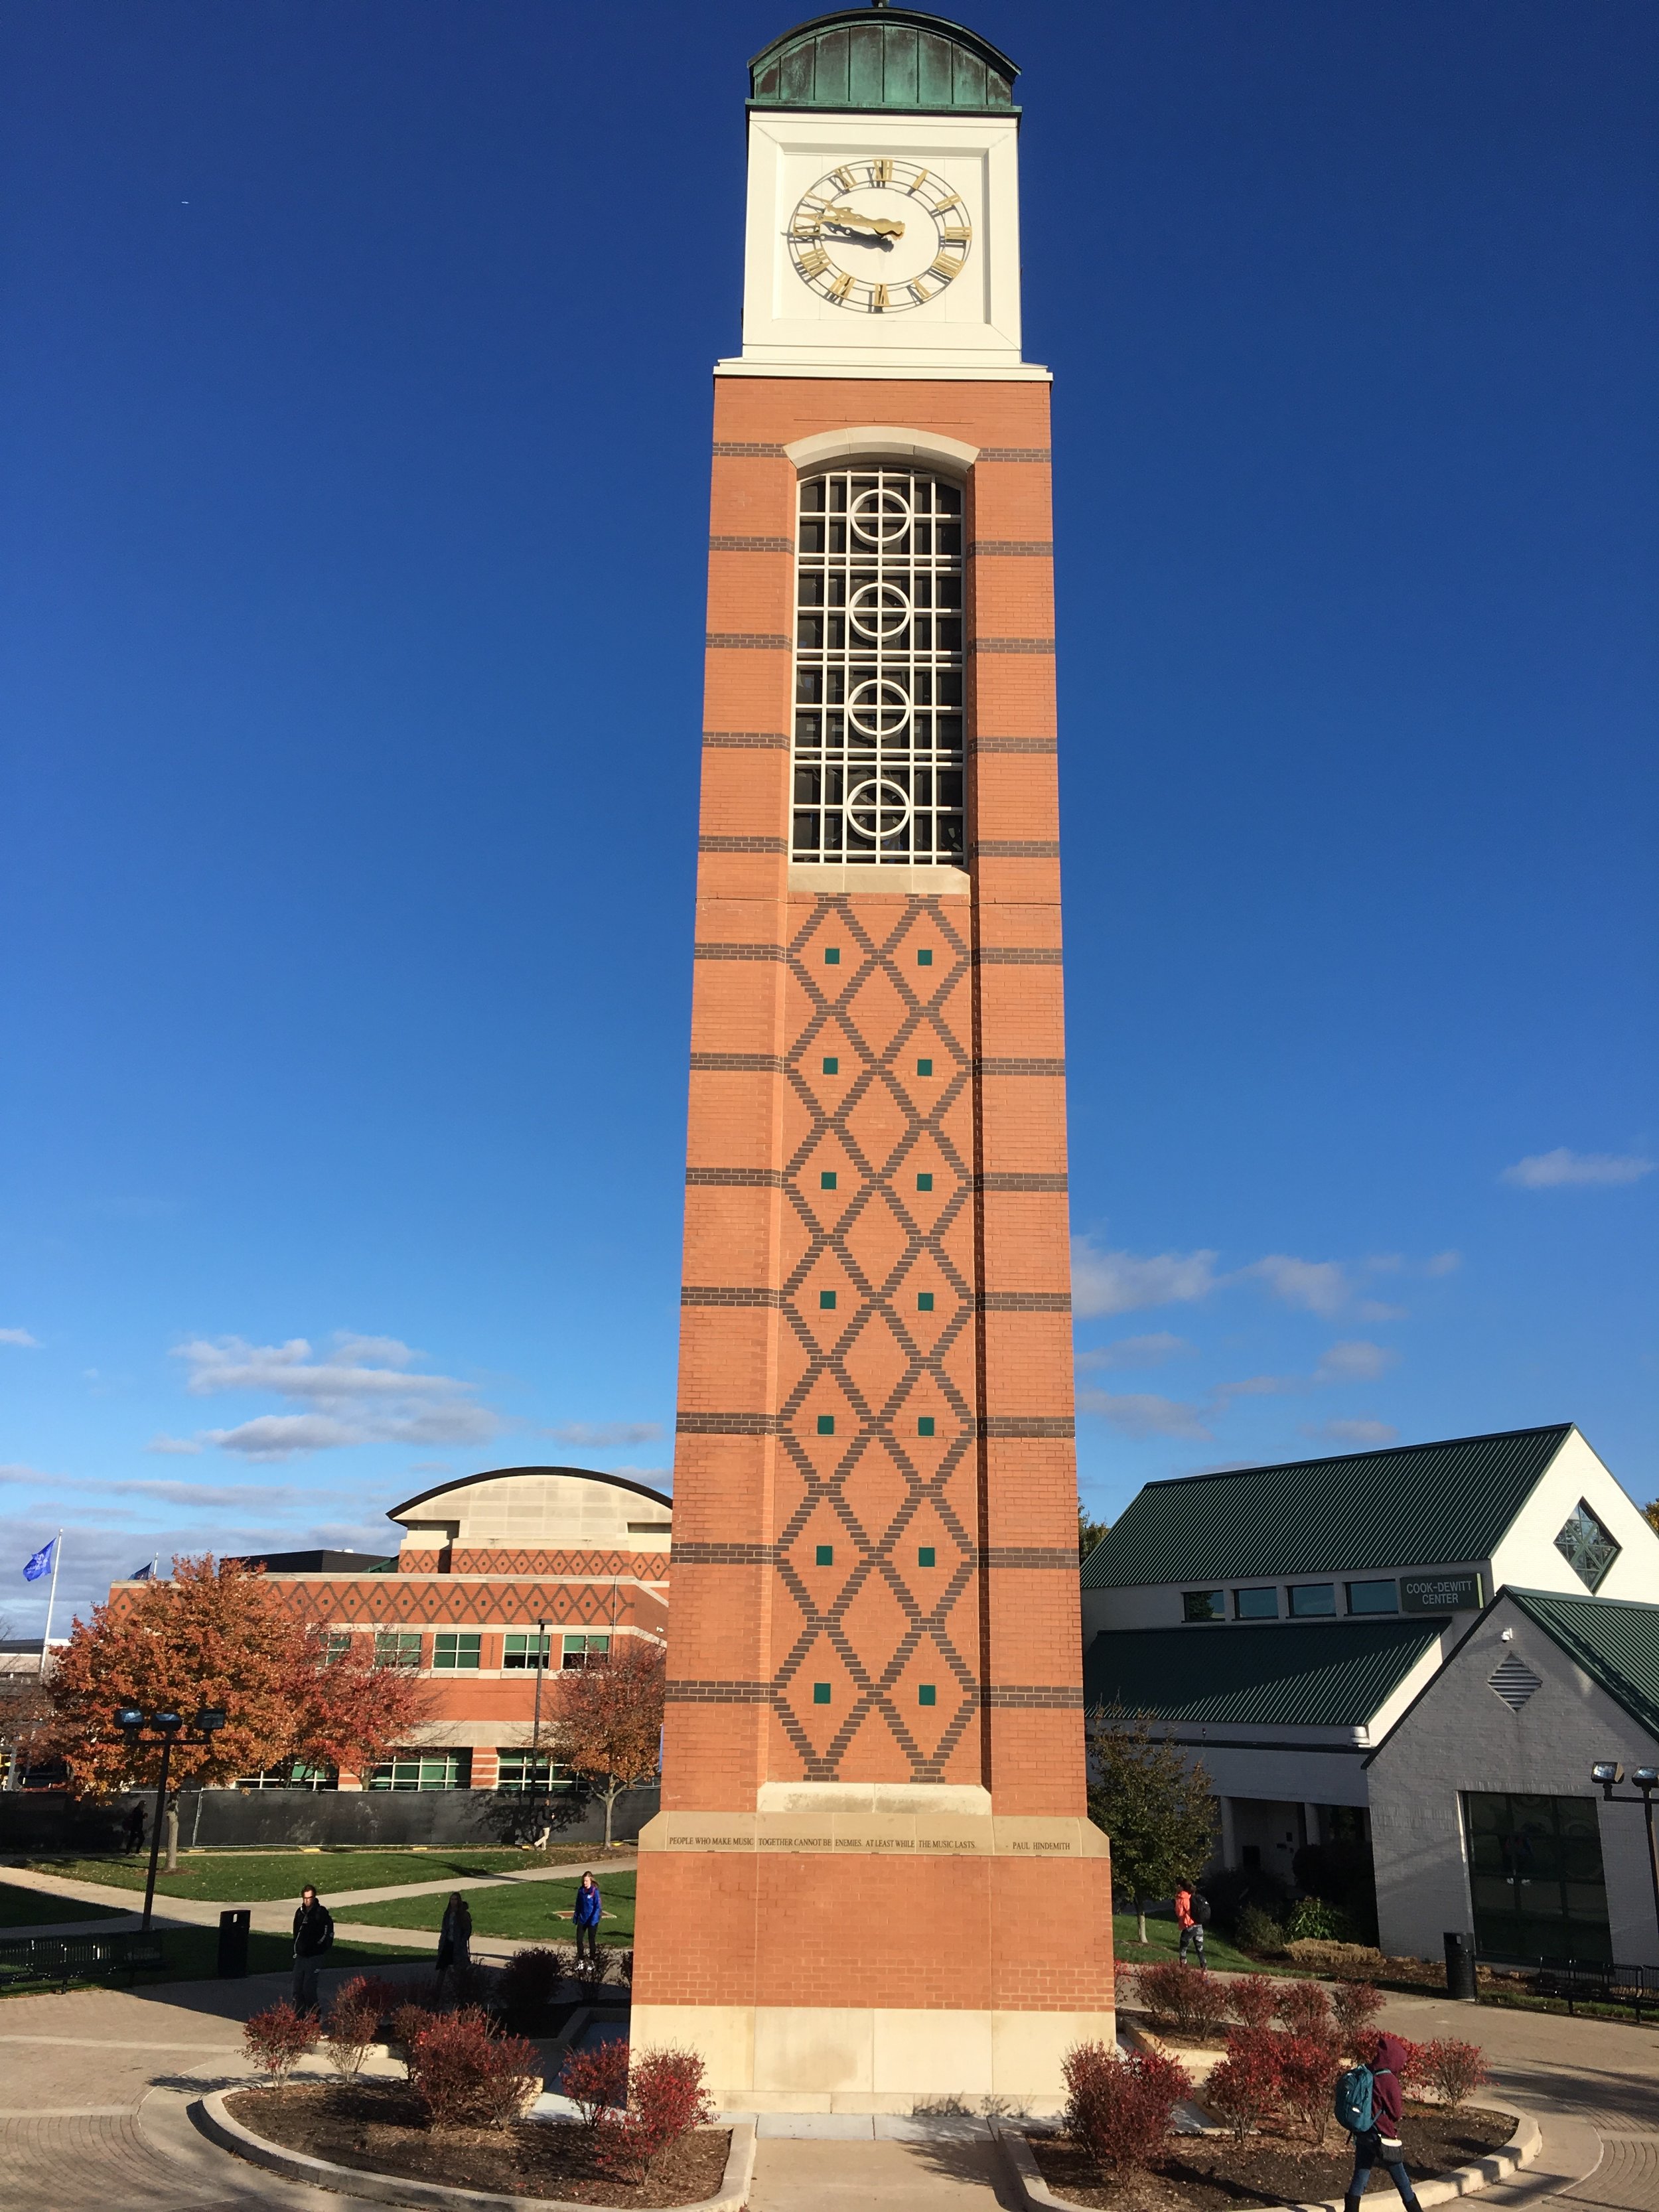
left=47, top=1556, right=431, bottom=1813
left=550, top=1637, right=666, bottom=1847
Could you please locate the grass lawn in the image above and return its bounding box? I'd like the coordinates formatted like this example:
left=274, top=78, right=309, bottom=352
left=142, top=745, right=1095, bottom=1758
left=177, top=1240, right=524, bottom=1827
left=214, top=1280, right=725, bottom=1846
left=1112, top=1911, right=1286, bottom=1976
left=0, top=1923, right=413, bottom=1999
left=23, top=1848, right=563, bottom=1903
left=0, top=1880, right=130, bottom=1928
left=358, top=1872, right=636, bottom=1945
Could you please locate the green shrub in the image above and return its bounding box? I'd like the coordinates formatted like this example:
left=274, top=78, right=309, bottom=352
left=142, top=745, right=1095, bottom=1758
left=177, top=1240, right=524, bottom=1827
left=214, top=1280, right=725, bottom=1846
left=1236, top=1903, right=1285, bottom=1953
left=1284, top=1895, right=1356, bottom=1943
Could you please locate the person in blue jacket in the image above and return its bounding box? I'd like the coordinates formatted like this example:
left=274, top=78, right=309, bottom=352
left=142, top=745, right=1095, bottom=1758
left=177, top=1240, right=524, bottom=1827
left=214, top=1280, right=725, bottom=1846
left=572, top=1870, right=603, bottom=1968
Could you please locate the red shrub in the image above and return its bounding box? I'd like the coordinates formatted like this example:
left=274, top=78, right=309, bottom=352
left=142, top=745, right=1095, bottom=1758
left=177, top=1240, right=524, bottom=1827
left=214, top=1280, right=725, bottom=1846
left=1275, top=2032, right=1344, bottom=2144
left=243, top=2000, right=315, bottom=2087
left=1274, top=1978, right=1335, bottom=2044
left=347, top=1974, right=403, bottom=2021
left=1229, top=1974, right=1279, bottom=2032
left=498, top=1947, right=563, bottom=2020
left=1204, top=2028, right=1282, bottom=2141
left=1133, top=1962, right=1229, bottom=2039
left=1394, top=2037, right=1430, bottom=2095
left=390, top=2002, right=432, bottom=2082
left=411, top=2006, right=540, bottom=2129
left=1331, top=1980, right=1384, bottom=2049
left=559, top=2037, right=631, bottom=2129
left=1416, top=2038, right=1491, bottom=2111
left=1062, top=2041, right=1192, bottom=2175
left=322, top=1976, right=381, bottom=2080
left=593, top=2046, right=714, bottom=2179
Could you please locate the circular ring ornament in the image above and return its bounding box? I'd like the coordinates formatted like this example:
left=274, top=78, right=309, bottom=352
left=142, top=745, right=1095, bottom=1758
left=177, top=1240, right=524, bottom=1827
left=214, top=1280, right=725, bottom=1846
left=846, top=776, right=914, bottom=847
left=849, top=486, right=912, bottom=546
left=787, top=158, right=973, bottom=315
left=846, top=679, right=912, bottom=739
left=847, top=579, right=911, bottom=640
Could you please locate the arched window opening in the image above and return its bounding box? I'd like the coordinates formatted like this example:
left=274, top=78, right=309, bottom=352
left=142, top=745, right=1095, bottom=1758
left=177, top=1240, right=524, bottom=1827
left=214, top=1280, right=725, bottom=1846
left=790, top=466, right=965, bottom=865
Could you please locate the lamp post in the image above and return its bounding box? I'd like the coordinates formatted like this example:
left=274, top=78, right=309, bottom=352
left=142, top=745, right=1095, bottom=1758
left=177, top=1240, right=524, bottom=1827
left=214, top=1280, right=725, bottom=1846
left=528, top=1620, right=548, bottom=1850
left=116, top=1706, right=228, bottom=1930
left=1591, top=1762, right=1659, bottom=1958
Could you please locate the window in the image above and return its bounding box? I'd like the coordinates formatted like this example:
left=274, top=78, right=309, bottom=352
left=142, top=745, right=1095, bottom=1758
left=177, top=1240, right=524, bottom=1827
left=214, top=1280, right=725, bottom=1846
left=368, top=1750, right=471, bottom=1791
left=433, top=1633, right=480, bottom=1670
left=1183, top=1591, right=1224, bottom=1622
left=791, top=469, right=965, bottom=866
left=1288, top=1584, right=1336, bottom=1618
left=918, top=1546, right=936, bottom=1568
left=374, top=1630, right=422, bottom=1669
left=818, top=1414, right=835, bottom=1435
left=918, top=1684, right=936, bottom=1706
left=1554, top=1501, right=1620, bottom=1592
left=1234, top=1587, right=1279, bottom=1620
left=916, top=1058, right=932, bottom=1075
left=820, top=1290, right=837, bottom=1309
left=916, top=1173, right=933, bottom=1191
left=1463, top=1792, right=1611, bottom=1963
left=918, top=1416, right=935, bottom=1437
left=824, top=946, right=841, bottom=964
left=816, top=1544, right=834, bottom=1566
left=322, top=1631, right=352, bottom=1665
left=812, top=1682, right=831, bottom=1704
left=235, top=1762, right=337, bottom=1791
left=496, top=1751, right=575, bottom=1794
left=917, top=1292, right=934, bottom=1311
left=918, top=948, right=933, bottom=966
left=1346, top=1580, right=1398, bottom=1615
left=821, top=1171, right=838, bottom=1190
left=503, top=1631, right=551, bottom=1670
left=822, top=1056, right=839, bottom=1074
left=563, top=1633, right=611, bottom=1668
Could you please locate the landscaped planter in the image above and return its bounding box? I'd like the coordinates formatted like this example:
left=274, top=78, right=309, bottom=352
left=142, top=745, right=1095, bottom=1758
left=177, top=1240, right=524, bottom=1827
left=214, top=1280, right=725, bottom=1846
left=198, top=2082, right=755, bottom=2212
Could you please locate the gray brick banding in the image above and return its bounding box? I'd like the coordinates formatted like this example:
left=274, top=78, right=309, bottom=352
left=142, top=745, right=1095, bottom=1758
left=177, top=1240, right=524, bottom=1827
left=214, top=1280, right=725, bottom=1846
left=671, top=1542, right=780, bottom=1565
left=975, top=1171, right=1069, bottom=1193
left=676, top=1412, right=785, bottom=1436
left=690, top=1052, right=785, bottom=1071
left=971, top=638, right=1057, bottom=655
left=970, top=840, right=1062, bottom=858
left=979, top=1416, right=1076, bottom=1439
left=986, top=1684, right=1085, bottom=1707
left=982, top=1547, right=1084, bottom=1569
left=664, top=1679, right=774, bottom=1701
left=712, top=441, right=788, bottom=457
left=703, top=730, right=790, bottom=748
left=978, top=1291, right=1073, bottom=1311
left=685, top=1167, right=787, bottom=1187
left=974, top=946, right=1064, bottom=965
left=699, top=834, right=788, bottom=852
left=975, top=447, right=1053, bottom=462
left=974, top=1056, right=1066, bottom=1076
left=706, top=632, right=792, bottom=650
left=681, top=1286, right=786, bottom=1307
left=709, top=535, right=794, bottom=552
left=968, top=540, right=1055, bottom=557
left=971, top=735, right=1058, bottom=754
left=693, top=941, right=787, bottom=962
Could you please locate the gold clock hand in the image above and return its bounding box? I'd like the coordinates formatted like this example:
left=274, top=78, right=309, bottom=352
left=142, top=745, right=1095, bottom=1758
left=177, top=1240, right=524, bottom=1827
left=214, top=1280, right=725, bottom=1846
left=822, top=202, right=906, bottom=240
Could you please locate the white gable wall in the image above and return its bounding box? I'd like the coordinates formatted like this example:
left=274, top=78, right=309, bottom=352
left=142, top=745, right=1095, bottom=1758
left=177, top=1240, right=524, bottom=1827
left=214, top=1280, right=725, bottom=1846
left=394, top=1472, right=672, bottom=1554
left=1487, top=1429, right=1659, bottom=1603
left=1368, top=1591, right=1659, bottom=1966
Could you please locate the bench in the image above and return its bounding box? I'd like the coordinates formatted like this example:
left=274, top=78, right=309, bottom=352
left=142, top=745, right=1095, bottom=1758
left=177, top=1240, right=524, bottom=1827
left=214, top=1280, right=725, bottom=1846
left=1534, top=1958, right=1656, bottom=2021
left=0, top=1931, right=169, bottom=1992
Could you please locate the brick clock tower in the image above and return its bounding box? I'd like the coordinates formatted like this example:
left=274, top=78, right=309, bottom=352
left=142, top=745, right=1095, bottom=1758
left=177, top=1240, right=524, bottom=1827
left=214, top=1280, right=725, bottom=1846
left=630, top=5, right=1112, bottom=2112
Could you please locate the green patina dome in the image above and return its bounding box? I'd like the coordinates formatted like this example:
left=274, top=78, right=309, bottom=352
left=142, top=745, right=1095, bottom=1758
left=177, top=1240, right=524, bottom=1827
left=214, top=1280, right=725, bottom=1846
left=750, top=7, right=1018, bottom=115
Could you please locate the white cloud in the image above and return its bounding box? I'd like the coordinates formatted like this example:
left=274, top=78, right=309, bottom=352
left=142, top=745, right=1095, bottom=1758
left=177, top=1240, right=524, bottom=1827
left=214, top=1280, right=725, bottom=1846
left=1314, top=1339, right=1398, bottom=1383
left=145, top=1434, right=204, bottom=1455
left=1501, top=1148, right=1654, bottom=1190
left=548, top=1422, right=665, bottom=1448
left=169, top=1333, right=500, bottom=1459
left=1302, top=1418, right=1400, bottom=1446
left=0, top=1328, right=40, bottom=1349
left=1078, top=1389, right=1212, bottom=1440
left=1075, top=1333, right=1193, bottom=1372
left=1071, top=1240, right=1220, bottom=1318
left=1240, top=1254, right=1350, bottom=1316
left=1356, top=1299, right=1409, bottom=1323
left=1425, top=1250, right=1462, bottom=1277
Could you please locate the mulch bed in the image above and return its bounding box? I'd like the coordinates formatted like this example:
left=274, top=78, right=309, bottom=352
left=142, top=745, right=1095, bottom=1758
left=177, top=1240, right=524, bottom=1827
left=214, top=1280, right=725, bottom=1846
left=1027, top=2102, right=1513, bottom=2211
left=224, top=2083, right=731, bottom=2207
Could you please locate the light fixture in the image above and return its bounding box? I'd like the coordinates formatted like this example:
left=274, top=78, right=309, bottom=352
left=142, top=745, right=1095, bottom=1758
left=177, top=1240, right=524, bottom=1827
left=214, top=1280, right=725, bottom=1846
left=194, top=1708, right=228, bottom=1735
left=1591, top=1762, right=1624, bottom=1787
left=114, top=1707, right=144, bottom=1730
left=153, top=1712, right=183, bottom=1733
left=1634, top=1768, right=1659, bottom=1792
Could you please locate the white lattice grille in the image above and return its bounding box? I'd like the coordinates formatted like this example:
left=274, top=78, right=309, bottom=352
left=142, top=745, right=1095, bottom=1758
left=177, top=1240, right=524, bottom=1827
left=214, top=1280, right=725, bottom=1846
left=791, top=467, right=966, bottom=865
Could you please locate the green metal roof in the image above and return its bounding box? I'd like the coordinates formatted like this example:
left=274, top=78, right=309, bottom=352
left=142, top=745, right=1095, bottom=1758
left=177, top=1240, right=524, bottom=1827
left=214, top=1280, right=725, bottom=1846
left=750, top=9, right=1017, bottom=113
left=1084, top=1619, right=1442, bottom=1730
left=1506, top=1588, right=1659, bottom=1742
left=1080, top=1424, right=1575, bottom=1589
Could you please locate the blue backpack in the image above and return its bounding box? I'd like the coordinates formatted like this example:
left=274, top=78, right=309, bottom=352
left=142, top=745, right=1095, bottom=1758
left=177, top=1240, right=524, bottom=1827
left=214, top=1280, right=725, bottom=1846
left=1334, top=2065, right=1378, bottom=2133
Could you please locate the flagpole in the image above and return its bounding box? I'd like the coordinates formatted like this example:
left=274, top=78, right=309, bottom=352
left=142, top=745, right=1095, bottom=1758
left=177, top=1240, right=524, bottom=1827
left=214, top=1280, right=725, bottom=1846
left=38, top=1532, right=62, bottom=1678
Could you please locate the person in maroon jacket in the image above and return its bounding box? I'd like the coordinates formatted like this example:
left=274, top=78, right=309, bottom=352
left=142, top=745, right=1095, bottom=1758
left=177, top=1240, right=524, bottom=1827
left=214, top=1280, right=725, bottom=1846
left=1344, top=2031, right=1424, bottom=2212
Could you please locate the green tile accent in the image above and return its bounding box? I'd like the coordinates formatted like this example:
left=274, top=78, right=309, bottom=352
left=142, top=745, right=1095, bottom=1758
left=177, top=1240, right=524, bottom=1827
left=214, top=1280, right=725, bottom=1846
left=816, top=1414, right=835, bottom=1436
left=816, top=1544, right=833, bottom=1566
left=918, top=1291, right=935, bottom=1311
left=916, top=1057, right=933, bottom=1075
left=824, top=947, right=840, bottom=966
left=918, top=1546, right=936, bottom=1568
left=821, top=1171, right=837, bottom=1189
left=812, top=1682, right=831, bottom=1705
left=916, top=1173, right=933, bottom=1191
left=918, top=1684, right=936, bottom=1706
left=820, top=1290, right=837, bottom=1309
left=918, top=948, right=934, bottom=966
left=822, top=1056, right=839, bottom=1074
left=918, top=1416, right=935, bottom=1437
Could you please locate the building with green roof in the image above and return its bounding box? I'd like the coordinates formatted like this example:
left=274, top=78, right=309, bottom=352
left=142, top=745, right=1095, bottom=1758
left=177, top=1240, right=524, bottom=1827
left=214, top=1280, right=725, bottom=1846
left=1081, top=1422, right=1659, bottom=1954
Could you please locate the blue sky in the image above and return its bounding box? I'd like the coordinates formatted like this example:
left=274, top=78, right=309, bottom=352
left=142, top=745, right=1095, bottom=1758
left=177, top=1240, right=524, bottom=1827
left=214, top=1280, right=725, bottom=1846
left=4, top=0, right=1655, bottom=1633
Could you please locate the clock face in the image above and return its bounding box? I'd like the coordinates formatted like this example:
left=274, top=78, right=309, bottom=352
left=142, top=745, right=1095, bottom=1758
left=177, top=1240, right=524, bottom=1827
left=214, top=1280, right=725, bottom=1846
left=787, top=159, right=972, bottom=315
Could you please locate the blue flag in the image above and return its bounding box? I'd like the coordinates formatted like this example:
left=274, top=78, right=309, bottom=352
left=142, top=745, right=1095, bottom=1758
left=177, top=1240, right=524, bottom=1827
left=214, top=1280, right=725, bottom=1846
left=23, top=1538, right=56, bottom=1583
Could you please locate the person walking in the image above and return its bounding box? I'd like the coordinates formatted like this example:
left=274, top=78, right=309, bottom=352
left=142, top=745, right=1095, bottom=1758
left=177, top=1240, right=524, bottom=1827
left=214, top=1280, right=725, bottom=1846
left=122, top=1802, right=146, bottom=1856
left=1173, top=1878, right=1206, bottom=1968
left=572, top=1870, right=603, bottom=1970
left=436, top=1891, right=472, bottom=1992
left=1342, top=2032, right=1424, bottom=2212
left=291, top=1883, right=334, bottom=2014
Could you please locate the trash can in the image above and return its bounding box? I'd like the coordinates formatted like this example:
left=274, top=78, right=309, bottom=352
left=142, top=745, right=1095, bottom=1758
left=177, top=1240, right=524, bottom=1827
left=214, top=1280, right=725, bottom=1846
left=1443, top=1929, right=1477, bottom=2002
left=217, top=1907, right=251, bottom=1980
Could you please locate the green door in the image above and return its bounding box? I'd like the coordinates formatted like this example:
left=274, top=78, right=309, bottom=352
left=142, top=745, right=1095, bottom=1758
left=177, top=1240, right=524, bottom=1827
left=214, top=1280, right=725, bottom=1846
left=1462, top=1793, right=1611, bottom=1962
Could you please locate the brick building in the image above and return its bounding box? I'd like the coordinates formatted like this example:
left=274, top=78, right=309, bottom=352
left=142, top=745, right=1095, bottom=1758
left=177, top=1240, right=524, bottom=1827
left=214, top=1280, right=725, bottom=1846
left=628, top=7, right=1110, bottom=2114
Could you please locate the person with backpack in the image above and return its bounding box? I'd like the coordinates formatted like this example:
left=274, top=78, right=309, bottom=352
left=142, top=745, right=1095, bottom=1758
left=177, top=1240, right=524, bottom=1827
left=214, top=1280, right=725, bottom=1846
left=290, top=1883, right=334, bottom=2014
left=1336, top=2031, right=1424, bottom=2212
left=1173, top=1878, right=1209, bottom=1967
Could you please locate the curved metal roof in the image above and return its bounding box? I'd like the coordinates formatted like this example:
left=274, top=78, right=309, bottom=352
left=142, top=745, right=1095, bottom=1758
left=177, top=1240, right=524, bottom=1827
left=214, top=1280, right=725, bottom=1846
left=387, top=1463, right=672, bottom=1524
left=750, top=8, right=1017, bottom=113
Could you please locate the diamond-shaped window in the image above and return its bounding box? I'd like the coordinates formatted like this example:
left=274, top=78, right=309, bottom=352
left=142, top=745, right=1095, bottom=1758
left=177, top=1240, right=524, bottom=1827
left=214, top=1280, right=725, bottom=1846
left=1554, top=1499, right=1620, bottom=1591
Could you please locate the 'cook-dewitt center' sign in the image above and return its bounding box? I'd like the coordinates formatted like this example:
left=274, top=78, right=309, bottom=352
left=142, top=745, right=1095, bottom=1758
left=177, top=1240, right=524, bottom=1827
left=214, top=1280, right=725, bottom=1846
left=1400, top=1572, right=1483, bottom=1613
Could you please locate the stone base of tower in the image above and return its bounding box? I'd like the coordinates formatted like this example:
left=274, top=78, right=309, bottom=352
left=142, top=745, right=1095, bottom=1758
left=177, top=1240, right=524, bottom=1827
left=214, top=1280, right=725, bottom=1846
left=630, top=1806, right=1114, bottom=2113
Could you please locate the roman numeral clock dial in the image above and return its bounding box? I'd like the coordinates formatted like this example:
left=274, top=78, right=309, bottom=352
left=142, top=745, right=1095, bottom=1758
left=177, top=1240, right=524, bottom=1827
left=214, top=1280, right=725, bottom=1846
left=788, top=159, right=972, bottom=313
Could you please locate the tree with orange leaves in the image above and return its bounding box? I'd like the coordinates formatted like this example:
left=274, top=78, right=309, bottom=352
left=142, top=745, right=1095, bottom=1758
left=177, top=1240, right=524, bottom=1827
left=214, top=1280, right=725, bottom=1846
left=48, top=1556, right=432, bottom=1807
left=549, top=1637, right=665, bottom=1846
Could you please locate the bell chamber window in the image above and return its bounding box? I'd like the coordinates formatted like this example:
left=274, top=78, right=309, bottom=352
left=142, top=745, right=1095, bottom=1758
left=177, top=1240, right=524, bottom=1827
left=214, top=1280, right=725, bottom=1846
left=792, top=467, right=965, bottom=865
